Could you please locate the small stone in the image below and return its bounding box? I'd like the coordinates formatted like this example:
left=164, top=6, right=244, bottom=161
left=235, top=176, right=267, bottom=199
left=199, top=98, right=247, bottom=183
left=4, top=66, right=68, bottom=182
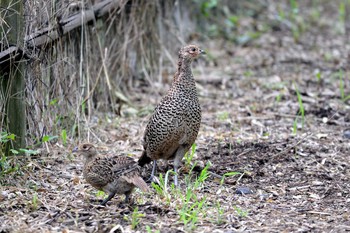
left=343, top=130, right=350, bottom=139
left=322, top=117, right=328, bottom=123
left=236, top=187, right=254, bottom=195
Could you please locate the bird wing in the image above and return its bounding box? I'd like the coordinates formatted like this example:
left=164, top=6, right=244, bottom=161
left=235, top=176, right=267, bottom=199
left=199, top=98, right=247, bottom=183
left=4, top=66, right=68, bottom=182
left=144, top=100, right=187, bottom=146
left=109, top=156, right=141, bottom=177
left=106, top=156, right=149, bottom=192
left=84, top=158, right=115, bottom=189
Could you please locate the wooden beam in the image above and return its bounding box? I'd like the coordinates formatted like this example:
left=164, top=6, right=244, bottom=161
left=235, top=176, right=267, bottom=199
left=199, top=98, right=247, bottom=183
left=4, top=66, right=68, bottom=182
left=0, top=0, right=26, bottom=153
left=0, top=46, right=27, bottom=70
left=25, top=0, right=121, bottom=48
left=0, top=0, right=121, bottom=65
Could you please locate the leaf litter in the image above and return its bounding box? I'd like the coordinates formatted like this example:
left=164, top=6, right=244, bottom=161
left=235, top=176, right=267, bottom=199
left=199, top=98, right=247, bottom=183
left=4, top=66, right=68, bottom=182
left=1, top=2, right=350, bottom=232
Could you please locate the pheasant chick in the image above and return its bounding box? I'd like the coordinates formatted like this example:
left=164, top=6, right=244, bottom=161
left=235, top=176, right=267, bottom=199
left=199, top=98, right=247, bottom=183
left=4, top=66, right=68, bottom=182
left=74, top=143, right=149, bottom=205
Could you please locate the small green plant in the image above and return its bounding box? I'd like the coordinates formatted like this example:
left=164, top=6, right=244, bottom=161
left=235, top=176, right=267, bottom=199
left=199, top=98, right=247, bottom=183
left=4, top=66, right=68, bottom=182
left=315, top=71, right=321, bottom=82
left=130, top=207, right=145, bottom=229
left=0, top=155, right=19, bottom=177
left=338, top=1, right=346, bottom=33
left=184, top=143, right=196, bottom=168
left=1, top=132, right=15, bottom=143
left=193, top=162, right=211, bottom=189
left=31, top=193, right=39, bottom=211
left=277, top=0, right=306, bottom=42
left=220, top=171, right=242, bottom=185
left=96, top=190, right=107, bottom=199
left=184, top=143, right=210, bottom=189
left=217, top=111, right=229, bottom=121
left=337, top=70, right=350, bottom=102
left=1, top=132, right=15, bottom=156
left=177, top=190, right=207, bottom=230
left=310, top=1, right=321, bottom=23
left=324, top=52, right=333, bottom=61
left=49, top=98, right=58, bottom=106
left=0, top=132, right=20, bottom=175
left=42, top=135, right=58, bottom=143
left=214, top=201, right=225, bottom=225
left=176, top=159, right=211, bottom=230
left=18, top=149, right=39, bottom=155
left=145, top=226, right=160, bottom=233
left=195, top=0, right=218, bottom=17
left=290, top=0, right=298, bottom=15
left=275, top=93, right=282, bottom=103
left=151, top=171, right=174, bottom=203
left=243, top=70, right=253, bottom=77
left=289, top=0, right=303, bottom=41
left=151, top=175, right=164, bottom=196
left=9, top=149, right=19, bottom=155
left=81, top=101, right=86, bottom=114
left=233, top=205, right=249, bottom=217
left=292, top=120, right=298, bottom=135
left=292, top=83, right=305, bottom=134
left=61, top=129, right=67, bottom=146
left=277, top=4, right=286, bottom=20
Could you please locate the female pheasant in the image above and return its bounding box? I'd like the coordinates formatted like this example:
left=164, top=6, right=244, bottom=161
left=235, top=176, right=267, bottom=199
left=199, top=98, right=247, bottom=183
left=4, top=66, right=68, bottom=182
left=138, top=44, right=205, bottom=186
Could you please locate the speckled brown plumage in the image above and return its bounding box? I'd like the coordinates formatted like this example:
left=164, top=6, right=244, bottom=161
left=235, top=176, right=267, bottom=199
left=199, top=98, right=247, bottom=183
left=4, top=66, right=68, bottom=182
left=74, top=143, right=149, bottom=205
left=138, top=44, right=205, bottom=186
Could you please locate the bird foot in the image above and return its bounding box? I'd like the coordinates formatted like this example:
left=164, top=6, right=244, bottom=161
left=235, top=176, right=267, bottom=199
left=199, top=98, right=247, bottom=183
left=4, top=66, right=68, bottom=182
left=117, top=202, right=129, bottom=209
left=146, top=175, right=160, bottom=184
left=100, top=200, right=108, bottom=206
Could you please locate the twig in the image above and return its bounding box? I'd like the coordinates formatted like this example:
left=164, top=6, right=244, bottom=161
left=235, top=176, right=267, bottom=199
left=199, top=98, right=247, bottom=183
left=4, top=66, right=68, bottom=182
left=269, top=133, right=312, bottom=161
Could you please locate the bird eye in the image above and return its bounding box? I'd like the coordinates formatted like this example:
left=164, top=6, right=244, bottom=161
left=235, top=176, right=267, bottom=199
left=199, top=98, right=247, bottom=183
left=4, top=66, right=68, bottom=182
left=191, top=48, right=196, bottom=52
left=82, top=145, right=87, bottom=149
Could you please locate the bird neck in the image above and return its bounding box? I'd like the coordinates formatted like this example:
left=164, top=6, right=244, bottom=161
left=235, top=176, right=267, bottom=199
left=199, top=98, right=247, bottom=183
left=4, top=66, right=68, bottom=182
left=84, top=154, right=95, bottom=165
left=174, top=57, right=194, bottom=84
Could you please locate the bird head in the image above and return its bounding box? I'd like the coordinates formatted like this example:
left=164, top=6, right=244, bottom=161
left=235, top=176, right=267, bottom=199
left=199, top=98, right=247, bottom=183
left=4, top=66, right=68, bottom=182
left=72, top=143, right=97, bottom=160
left=179, top=45, right=206, bottom=60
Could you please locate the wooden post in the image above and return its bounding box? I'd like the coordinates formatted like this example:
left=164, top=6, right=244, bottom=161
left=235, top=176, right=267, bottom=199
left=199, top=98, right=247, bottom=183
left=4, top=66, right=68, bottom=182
left=0, top=0, right=26, bottom=153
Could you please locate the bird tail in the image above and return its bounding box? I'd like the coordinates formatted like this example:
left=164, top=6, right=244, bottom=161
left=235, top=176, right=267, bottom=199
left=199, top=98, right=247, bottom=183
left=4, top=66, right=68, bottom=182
left=133, top=176, right=150, bottom=192
left=138, top=150, right=152, bottom=167
left=122, top=175, right=150, bottom=192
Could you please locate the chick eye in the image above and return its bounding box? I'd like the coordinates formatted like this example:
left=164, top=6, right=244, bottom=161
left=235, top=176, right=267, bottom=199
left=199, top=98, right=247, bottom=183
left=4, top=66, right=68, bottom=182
left=191, top=48, right=196, bottom=52
left=82, top=145, right=87, bottom=149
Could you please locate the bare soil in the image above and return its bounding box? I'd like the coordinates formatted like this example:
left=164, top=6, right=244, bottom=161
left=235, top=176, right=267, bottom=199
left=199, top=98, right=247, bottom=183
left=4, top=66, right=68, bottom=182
left=1, top=2, right=350, bottom=232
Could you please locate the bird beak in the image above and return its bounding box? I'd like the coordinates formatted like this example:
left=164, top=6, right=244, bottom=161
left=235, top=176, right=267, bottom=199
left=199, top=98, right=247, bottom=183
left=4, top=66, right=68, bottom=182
left=199, top=49, right=206, bottom=55
left=72, top=146, right=78, bottom=153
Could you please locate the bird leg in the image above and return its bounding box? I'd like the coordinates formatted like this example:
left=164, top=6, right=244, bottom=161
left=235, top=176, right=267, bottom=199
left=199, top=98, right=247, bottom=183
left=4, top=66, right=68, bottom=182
left=173, top=147, right=187, bottom=186
left=147, top=160, right=157, bottom=182
left=151, top=160, right=157, bottom=177
left=124, top=190, right=133, bottom=203
left=100, top=192, right=116, bottom=206
left=174, top=166, right=179, bottom=186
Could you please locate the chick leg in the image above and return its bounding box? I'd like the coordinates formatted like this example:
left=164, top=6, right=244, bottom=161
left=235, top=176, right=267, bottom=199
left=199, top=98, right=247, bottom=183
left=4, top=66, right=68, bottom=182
left=124, top=190, right=133, bottom=203
left=101, top=192, right=116, bottom=205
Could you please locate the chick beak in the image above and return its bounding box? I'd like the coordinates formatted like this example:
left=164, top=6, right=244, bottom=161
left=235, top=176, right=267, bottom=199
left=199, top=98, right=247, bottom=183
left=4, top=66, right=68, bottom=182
left=199, top=49, right=206, bottom=55
left=72, top=146, right=78, bottom=153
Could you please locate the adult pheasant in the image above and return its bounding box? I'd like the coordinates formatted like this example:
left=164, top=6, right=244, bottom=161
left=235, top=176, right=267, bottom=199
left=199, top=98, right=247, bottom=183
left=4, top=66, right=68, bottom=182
left=138, top=44, right=205, bottom=186
left=74, top=143, right=149, bottom=205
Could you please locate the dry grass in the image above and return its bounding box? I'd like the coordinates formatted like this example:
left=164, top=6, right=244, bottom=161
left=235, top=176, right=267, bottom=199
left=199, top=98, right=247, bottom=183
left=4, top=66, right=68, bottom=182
left=21, top=0, right=196, bottom=143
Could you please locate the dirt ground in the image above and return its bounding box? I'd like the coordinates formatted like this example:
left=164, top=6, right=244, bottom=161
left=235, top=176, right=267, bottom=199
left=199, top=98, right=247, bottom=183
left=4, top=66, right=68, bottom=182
left=1, top=2, right=350, bottom=232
